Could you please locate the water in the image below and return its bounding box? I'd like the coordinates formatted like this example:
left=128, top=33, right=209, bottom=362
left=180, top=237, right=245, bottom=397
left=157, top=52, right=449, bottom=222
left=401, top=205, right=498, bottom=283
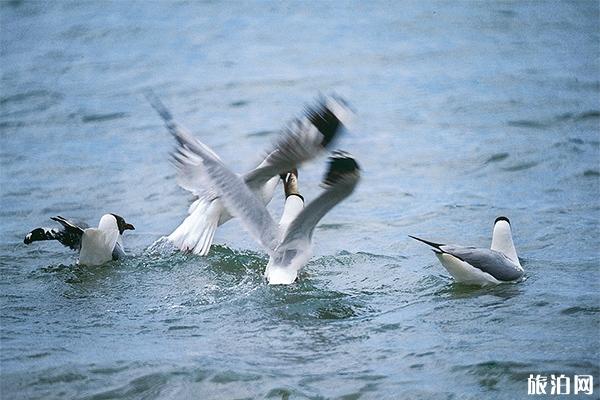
left=1, top=1, right=599, bottom=399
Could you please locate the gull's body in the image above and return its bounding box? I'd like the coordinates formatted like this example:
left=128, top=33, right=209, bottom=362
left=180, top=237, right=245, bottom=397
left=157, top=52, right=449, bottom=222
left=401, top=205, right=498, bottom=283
left=24, top=214, right=135, bottom=266
left=147, top=93, right=351, bottom=256
left=410, top=217, right=523, bottom=286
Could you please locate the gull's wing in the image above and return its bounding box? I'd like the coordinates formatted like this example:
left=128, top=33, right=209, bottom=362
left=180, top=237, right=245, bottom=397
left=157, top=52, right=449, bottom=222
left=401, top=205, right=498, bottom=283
left=440, top=245, right=523, bottom=281
left=147, top=91, right=353, bottom=198
left=112, top=241, right=126, bottom=260
left=49, top=216, right=86, bottom=250
left=279, top=151, right=360, bottom=246
left=408, top=236, right=523, bottom=281
left=172, top=128, right=280, bottom=253
left=145, top=90, right=220, bottom=200
left=244, top=95, right=353, bottom=192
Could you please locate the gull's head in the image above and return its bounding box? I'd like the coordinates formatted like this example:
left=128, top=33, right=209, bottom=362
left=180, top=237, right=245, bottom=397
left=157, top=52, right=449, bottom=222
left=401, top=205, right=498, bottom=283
left=98, top=213, right=135, bottom=234
left=280, top=169, right=299, bottom=197
left=493, top=216, right=512, bottom=237
left=321, top=150, right=361, bottom=188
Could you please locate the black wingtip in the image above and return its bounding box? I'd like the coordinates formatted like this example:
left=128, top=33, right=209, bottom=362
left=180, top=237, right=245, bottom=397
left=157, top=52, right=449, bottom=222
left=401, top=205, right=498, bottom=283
left=408, top=235, right=444, bottom=250
left=494, top=216, right=511, bottom=225
left=24, top=232, right=33, bottom=244
left=322, top=150, right=360, bottom=186
left=305, top=95, right=352, bottom=148
left=24, top=227, right=51, bottom=245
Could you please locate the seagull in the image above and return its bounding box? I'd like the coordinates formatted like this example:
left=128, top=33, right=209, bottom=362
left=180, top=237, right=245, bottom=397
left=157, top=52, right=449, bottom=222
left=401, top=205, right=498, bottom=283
left=171, top=121, right=360, bottom=284
left=146, top=91, right=352, bottom=256
left=410, top=217, right=524, bottom=286
left=24, top=214, right=135, bottom=266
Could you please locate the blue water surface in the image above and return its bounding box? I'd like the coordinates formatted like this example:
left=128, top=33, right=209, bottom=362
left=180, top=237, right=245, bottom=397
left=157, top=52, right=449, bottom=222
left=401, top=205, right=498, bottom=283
left=1, top=1, right=599, bottom=399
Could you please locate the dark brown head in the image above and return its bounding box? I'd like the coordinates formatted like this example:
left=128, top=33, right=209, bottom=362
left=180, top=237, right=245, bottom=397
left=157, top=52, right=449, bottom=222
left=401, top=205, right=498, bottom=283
left=110, top=214, right=135, bottom=235
left=280, top=169, right=299, bottom=197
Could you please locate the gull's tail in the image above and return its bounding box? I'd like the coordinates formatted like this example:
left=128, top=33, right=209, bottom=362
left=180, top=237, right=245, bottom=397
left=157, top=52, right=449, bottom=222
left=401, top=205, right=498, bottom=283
left=167, top=198, right=220, bottom=256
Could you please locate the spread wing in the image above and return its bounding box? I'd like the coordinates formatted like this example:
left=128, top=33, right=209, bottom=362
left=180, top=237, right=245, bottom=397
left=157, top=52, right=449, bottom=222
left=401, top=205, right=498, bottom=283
left=50, top=216, right=86, bottom=250
left=280, top=152, right=360, bottom=246
left=244, top=95, right=353, bottom=192
left=170, top=127, right=280, bottom=253
left=145, top=90, right=220, bottom=201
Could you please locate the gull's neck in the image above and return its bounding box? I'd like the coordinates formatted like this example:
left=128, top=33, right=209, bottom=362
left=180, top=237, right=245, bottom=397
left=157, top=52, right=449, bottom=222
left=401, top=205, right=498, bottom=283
left=491, top=221, right=521, bottom=268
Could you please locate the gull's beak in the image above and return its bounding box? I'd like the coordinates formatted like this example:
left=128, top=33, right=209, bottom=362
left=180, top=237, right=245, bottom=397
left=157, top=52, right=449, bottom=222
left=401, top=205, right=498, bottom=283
left=124, top=223, right=135, bottom=231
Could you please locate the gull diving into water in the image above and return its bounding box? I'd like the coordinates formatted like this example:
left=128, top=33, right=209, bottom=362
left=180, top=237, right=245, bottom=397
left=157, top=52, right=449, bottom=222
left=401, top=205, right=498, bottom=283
left=170, top=120, right=360, bottom=284
left=410, top=217, right=523, bottom=286
left=24, top=214, right=135, bottom=266
left=146, top=91, right=352, bottom=256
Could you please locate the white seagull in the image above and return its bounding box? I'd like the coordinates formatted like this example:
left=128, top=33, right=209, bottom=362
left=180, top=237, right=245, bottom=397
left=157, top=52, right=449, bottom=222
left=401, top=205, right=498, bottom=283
left=171, top=121, right=360, bottom=284
left=410, top=217, right=524, bottom=286
left=24, top=214, right=135, bottom=266
left=146, top=92, right=352, bottom=256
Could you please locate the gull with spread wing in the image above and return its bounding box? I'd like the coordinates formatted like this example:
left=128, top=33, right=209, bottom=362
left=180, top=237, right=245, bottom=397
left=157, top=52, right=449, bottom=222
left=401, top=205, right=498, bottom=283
left=24, top=214, right=135, bottom=266
left=169, top=126, right=360, bottom=284
left=146, top=92, right=352, bottom=256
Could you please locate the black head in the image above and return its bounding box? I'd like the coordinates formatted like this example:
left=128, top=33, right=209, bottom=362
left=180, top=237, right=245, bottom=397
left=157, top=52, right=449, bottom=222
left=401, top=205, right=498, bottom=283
left=322, top=150, right=360, bottom=187
left=494, top=216, right=511, bottom=225
left=110, top=214, right=135, bottom=234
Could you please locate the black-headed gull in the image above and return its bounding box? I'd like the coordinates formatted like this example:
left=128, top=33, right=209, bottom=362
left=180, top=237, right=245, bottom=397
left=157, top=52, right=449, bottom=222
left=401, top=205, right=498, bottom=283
left=24, top=214, right=135, bottom=266
left=146, top=92, right=352, bottom=256
left=410, top=217, right=523, bottom=286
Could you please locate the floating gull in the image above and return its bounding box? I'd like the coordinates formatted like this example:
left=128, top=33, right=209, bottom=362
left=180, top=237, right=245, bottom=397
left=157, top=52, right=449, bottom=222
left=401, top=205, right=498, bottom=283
left=410, top=217, right=523, bottom=286
left=146, top=91, right=352, bottom=256
left=24, top=214, right=135, bottom=266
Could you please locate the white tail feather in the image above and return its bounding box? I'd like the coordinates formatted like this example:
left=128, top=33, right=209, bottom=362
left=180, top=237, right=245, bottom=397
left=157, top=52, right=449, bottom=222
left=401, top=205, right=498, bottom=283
left=168, top=199, right=220, bottom=256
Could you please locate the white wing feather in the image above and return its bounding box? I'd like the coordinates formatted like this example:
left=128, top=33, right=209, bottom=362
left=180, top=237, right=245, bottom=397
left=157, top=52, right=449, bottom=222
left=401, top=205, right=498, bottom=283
left=171, top=130, right=280, bottom=253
